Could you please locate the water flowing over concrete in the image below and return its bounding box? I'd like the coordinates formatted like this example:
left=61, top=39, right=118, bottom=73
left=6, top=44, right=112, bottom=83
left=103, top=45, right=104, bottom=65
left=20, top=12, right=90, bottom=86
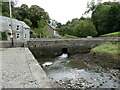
left=58, top=53, right=68, bottom=59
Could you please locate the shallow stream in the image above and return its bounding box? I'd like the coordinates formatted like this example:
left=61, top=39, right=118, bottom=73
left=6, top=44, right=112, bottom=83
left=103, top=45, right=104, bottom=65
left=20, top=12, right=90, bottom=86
left=37, top=54, right=119, bottom=89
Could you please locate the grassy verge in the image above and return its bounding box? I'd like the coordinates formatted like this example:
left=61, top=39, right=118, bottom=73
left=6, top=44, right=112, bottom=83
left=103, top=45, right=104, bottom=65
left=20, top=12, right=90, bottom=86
left=91, top=43, right=119, bottom=55
left=101, top=32, right=120, bottom=36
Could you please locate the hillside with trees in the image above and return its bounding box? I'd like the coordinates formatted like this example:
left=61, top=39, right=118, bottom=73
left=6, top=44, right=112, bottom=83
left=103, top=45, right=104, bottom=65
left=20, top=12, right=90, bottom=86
left=92, top=2, right=120, bottom=36
left=56, top=1, right=120, bottom=37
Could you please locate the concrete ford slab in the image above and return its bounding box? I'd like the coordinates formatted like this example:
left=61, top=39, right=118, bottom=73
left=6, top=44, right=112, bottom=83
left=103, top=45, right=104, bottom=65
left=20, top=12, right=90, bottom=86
left=1, top=48, right=53, bottom=88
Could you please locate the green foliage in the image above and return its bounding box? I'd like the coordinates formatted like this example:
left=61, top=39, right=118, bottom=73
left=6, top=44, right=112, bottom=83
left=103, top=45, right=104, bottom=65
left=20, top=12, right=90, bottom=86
left=92, top=43, right=119, bottom=55
left=74, top=20, right=97, bottom=37
left=56, top=23, right=62, bottom=28
left=32, top=23, right=48, bottom=38
left=32, top=19, right=48, bottom=38
left=2, top=12, right=10, bottom=17
left=2, top=2, right=16, bottom=17
left=18, top=4, right=30, bottom=20
left=57, top=26, right=74, bottom=36
left=38, top=19, right=46, bottom=28
left=2, top=3, right=50, bottom=28
left=1, top=32, right=7, bottom=41
left=33, top=28, right=43, bottom=38
left=23, top=18, right=32, bottom=27
left=56, top=18, right=97, bottom=37
left=92, top=2, right=120, bottom=36
left=29, top=5, right=50, bottom=28
left=1, top=2, right=9, bottom=17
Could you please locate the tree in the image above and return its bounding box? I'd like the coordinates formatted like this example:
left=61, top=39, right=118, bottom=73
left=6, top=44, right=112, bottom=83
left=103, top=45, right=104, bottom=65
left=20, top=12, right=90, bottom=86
left=14, top=4, right=50, bottom=29
left=85, top=0, right=102, bottom=14
left=1, top=2, right=10, bottom=17
left=56, top=22, right=62, bottom=28
left=29, top=5, right=50, bottom=28
left=92, top=2, right=120, bottom=35
left=32, top=19, right=47, bottom=38
left=19, top=4, right=29, bottom=20
left=2, top=2, right=16, bottom=18
left=23, top=18, right=32, bottom=27
left=37, top=19, right=47, bottom=29
left=57, top=25, right=75, bottom=36
left=74, top=20, right=97, bottom=37
left=108, top=2, right=120, bottom=32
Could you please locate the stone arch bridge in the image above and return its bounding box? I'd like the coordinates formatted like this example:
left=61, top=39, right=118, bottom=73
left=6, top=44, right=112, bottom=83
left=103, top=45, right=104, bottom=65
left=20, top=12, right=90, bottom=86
left=0, top=37, right=119, bottom=58
left=27, top=38, right=119, bottom=58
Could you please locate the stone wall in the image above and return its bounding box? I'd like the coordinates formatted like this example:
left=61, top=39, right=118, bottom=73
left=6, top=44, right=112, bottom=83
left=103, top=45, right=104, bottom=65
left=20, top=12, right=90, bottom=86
left=27, top=38, right=119, bottom=59
left=0, top=41, right=27, bottom=48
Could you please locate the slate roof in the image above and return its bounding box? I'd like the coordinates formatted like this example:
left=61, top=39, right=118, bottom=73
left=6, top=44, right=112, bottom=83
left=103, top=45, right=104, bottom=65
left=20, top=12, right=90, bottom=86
left=19, top=21, right=30, bottom=28
left=47, top=23, right=56, bottom=30
left=0, top=16, right=30, bottom=31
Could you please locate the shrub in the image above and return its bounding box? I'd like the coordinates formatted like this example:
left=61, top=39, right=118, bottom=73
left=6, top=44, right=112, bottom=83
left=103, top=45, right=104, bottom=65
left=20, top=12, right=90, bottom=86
left=61, top=34, right=78, bottom=38
left=74, top=20, right=98, bottom=37
left=1, top=32, right=7, bottom=41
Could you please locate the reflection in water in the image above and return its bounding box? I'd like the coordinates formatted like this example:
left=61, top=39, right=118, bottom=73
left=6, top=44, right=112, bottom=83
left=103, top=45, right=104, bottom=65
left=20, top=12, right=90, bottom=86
left=38, top=54, right=119, bottom=88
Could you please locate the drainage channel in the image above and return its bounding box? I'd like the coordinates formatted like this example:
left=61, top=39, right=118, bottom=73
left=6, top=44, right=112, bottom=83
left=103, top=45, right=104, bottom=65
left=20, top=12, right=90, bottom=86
left=37, top=53, right=119, bottom=89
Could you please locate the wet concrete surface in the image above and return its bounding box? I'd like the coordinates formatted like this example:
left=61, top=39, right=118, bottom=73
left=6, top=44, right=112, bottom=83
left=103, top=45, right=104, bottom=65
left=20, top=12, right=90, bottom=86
left=37, top=54, right=120, bottom=89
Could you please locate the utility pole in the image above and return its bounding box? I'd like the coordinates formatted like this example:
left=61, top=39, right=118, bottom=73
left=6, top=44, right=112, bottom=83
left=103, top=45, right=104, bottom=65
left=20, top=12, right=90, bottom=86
left=9, top=0, right=14, bottom=46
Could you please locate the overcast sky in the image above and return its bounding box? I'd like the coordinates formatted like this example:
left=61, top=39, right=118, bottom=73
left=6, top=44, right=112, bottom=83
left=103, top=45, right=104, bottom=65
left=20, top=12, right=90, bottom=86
left=15, top=0, right=114, bottom=24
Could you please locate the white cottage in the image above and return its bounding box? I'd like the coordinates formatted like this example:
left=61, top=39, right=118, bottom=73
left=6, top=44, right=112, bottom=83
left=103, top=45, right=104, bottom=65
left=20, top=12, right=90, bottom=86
left=0, top=16, right=30, bottom=41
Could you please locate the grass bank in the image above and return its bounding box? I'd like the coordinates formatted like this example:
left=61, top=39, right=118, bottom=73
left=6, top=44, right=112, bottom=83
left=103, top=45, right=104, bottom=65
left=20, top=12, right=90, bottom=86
left=101, top=32, right=120, bottom=37
left=91, top=43, right=119, bottom=55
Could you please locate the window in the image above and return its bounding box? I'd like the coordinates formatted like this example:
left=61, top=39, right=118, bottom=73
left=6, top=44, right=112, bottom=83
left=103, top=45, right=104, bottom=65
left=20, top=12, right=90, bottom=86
left=17, top=25, right=19, bottom=30
left=24, top=34, right=27, bottom=38
left=25, top=28, right=27, bottom=30
left=9, top=24, right=11, bottom=26
left=16, top=33, right=20, bottom=39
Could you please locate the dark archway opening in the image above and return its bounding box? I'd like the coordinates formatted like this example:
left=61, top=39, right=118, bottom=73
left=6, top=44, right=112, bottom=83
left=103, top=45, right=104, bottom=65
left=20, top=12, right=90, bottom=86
left=62, top=48, right=68, bottom=54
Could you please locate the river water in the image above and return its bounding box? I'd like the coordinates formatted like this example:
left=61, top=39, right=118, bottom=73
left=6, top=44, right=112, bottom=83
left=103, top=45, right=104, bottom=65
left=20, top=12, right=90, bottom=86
left=37, top=54, right=119, bottom=89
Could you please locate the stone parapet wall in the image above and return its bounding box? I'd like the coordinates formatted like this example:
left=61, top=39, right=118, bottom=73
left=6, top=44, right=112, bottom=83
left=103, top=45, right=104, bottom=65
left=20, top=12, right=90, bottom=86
left=0, top=41, right=27, bottom=48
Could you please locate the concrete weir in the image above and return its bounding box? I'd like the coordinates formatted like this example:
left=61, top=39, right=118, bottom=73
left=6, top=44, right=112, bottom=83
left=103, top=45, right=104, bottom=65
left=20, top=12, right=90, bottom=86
left=1, top=48, right=53, bottom=88
left=27, top=38, right=119, bottom=58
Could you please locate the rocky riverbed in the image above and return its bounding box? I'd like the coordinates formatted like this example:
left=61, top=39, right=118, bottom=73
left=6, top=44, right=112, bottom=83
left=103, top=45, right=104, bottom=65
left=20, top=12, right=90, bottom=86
left=69, top=53, right=120, bottom=79
left=38, top=53, right=120, bottom=89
